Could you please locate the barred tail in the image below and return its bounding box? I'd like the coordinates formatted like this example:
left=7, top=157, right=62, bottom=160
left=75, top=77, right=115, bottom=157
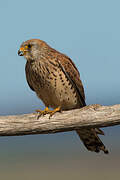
left=76, top=128, right=109, bottom=154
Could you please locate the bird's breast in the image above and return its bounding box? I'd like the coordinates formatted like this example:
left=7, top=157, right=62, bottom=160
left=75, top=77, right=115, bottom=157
left=26, top=61, right=80, bottom=110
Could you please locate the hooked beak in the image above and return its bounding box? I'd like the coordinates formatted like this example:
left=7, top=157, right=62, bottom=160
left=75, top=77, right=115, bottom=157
left=18, top=47, right=24, bottom=56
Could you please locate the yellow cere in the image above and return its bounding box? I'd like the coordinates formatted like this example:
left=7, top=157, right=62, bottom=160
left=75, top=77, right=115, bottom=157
left=20, top=46, right=28, bottom=53
left=20, top=47, right=24, bottom=51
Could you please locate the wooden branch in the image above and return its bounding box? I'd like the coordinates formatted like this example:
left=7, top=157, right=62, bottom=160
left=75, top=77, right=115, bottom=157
left=0, top=104, right=120, bottom=136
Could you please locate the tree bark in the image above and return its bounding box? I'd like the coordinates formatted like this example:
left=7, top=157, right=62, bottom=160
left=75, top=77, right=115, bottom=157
left=0, top=104, right=120, bottom=136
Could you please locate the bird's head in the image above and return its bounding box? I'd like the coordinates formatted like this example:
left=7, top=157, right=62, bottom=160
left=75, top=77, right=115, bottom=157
left=18, top=39, right=48, bottom=61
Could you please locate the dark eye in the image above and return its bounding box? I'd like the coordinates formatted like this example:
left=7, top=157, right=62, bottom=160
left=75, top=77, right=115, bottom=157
left=28, top=44, right=31, bottom=48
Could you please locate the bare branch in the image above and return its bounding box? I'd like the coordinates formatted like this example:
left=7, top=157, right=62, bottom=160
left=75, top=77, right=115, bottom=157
left=0, top=104, right=120, bottom=136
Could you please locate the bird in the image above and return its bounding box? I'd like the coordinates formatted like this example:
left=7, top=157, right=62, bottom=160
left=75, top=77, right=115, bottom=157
left=18, top=39, right=109, bottom=154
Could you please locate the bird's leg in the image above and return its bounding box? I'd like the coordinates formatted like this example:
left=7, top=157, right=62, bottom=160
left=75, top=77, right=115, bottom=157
left=36, top=106, right=61, bottom=119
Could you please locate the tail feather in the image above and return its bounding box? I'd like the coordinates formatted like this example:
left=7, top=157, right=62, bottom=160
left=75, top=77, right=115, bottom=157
left=76, top=128, right=109, bottom=154
left=95, top=128, right=104, bottom=135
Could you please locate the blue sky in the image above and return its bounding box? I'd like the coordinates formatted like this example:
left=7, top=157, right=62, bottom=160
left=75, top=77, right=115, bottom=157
left=0, top=0, right=120, bottom=179
left=0, top=0, right=120, bottom=115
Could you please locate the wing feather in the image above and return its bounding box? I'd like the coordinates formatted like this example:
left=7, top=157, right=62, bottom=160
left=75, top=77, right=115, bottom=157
left=56, top=54, right=86, bottom=107
left=25, top=62, right=35, bottom=91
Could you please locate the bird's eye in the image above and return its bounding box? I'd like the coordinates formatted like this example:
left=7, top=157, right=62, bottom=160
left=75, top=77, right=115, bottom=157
left=28, top=44, right=31, bottom=48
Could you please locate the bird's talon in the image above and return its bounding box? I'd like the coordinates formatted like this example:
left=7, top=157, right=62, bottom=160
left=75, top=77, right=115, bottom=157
left=37, top=114, right=41, bottom=120
left=48, top=106, right=61, bottom=119
left=49, top=113, right=54, bottom=119
left=35, top=107, right=51, bottom=119
left=35, top=106, right=61, bottom=119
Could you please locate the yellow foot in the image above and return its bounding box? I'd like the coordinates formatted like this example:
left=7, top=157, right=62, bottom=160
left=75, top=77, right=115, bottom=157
left=49, top=106, right=61, bottom=119
left=36, top=107, right=51, bottom=119
left=36, top=106, right=61, bottom=119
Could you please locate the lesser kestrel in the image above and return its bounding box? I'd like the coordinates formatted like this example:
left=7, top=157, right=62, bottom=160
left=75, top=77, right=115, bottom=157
left=18, top=39, right=108, bottom=154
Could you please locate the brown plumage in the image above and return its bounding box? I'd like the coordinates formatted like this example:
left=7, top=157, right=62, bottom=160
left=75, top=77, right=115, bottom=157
left=18, top=39, right=108, bottom=154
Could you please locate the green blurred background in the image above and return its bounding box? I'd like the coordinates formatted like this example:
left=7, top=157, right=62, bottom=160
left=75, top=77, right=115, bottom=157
left=0, top=0, right=120, bottom=179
